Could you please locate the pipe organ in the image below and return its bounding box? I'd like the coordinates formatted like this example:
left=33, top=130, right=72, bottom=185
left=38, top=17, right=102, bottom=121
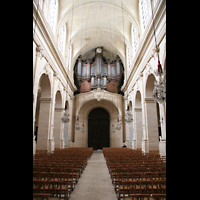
left=74, top=49, right=124, bottom=95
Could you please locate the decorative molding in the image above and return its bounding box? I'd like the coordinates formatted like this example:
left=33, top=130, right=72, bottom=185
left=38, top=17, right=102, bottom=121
left=36, top=45, right=44, bottom=59
left=92, top=88, right=105, bottom=101
left=144, top=98, right=155, bottom=103
left=134, top=108, right=142, bottom=112
left=39, top=97, right=52, bottom=102
left=55, top=108, right=64, bottom=112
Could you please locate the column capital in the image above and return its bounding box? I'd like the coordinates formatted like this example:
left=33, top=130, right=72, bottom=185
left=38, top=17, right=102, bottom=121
left=134, top=108, right=142, bottom=112
left=39, top=97, right=52, bottom=102
left=144, top=98, right=155, bottom=103
left=55, top=107, right=64, bottom=111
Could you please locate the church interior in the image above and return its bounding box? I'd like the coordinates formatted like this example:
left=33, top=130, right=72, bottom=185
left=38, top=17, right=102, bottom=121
left=33, top=0, right=166, bottom=199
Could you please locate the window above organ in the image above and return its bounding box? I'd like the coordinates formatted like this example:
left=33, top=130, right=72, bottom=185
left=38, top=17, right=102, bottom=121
left=73, top=48, right=124, bottom=95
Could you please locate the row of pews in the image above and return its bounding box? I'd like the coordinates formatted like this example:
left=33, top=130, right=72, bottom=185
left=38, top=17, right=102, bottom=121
left=33, top=147, right=93, bottom=200
left=103, top=148, right=166, bottom=200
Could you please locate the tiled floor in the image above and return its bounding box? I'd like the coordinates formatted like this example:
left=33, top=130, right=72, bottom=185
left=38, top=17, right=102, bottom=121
left=69, top=151, right=117, bottom=200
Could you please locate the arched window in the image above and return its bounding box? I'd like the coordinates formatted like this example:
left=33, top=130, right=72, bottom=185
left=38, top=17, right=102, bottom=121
left=132, top=27, right=138, bottom=53
left=126, top=47, right=131, bottom=68
left=48, top=0, right=57, bottom=31
left=67, top=46, right=72, bottom=70
left=141, top=0, right=149, bottom=30
left=59, top=25, right=66, bottom=54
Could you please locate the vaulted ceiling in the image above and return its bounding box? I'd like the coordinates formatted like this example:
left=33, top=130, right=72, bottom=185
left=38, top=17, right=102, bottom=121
left=57, top=0, right=140, bottom=65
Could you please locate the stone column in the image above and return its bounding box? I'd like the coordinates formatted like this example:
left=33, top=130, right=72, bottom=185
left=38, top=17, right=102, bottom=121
left=144, top=98, right=159, bottom=151
left=134, top=108, right=143, bottom=150
left=53, top=108, right=63, bottom=149
left=36, top=97, right=52, bottom=153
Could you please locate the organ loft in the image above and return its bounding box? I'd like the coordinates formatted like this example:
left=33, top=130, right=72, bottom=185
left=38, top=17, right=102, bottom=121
left=74, top=47, right=124, bottom=95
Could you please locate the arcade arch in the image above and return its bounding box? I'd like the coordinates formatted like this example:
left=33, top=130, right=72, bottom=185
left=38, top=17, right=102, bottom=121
left=53, top=90, right=63, bottom=149
left=134, top=90, right=143, bottom=150
left=35, top=73, right=52, bottom=153
left=145, top=74, right=159, bottom=151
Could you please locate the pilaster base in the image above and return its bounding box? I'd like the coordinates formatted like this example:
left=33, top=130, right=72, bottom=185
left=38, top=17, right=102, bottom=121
left=49, top=137, right=54, bottom=153
left=65, top=140, right=73, bottom=148
left=159, top=139, right=166, bottom=156
left=61, top=138, right=65, bottom=149
left=132, top=139, right=137, bottom=149
left=33, top=136, right=36, bottom=155
left=142, top=139, right=149, bottom=153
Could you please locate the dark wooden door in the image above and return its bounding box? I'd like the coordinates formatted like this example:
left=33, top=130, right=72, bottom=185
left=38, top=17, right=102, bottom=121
left=88, top=108, right=110, bottom=150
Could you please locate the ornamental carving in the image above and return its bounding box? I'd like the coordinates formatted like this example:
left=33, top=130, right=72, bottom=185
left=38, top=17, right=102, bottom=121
left=93, top=88, right=105, bottom=101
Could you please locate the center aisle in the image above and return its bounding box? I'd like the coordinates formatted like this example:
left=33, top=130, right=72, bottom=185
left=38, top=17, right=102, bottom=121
left=70, top=151, right=117, bottom=200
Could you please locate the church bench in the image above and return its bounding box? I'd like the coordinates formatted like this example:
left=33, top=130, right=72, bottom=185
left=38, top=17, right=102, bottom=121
left=103, top=148, right=166, bottom=200
left=33, top=148, right=93, bottom=199
left=129, top=194, right=166, bottom=200
left=117, top=180, right=166, bottom=200
left=33, top=193, right=51, bottom=200
left=114, top=173, right=143, bottom=191
left=47, top=180, right=69, bottom=199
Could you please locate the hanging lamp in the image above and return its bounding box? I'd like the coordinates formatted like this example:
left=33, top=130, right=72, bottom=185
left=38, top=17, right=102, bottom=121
left=150, top=0, right=166, bottom=104
left=61, top=101, right=69, bottom=123
left=115, top=117, right=121, bottom=130
left=81, top=123, right=85, bottom=133
left=75, top=115, right=81, bottom=130
left=115, top=95, right=121, bottom=130
left=125, top=95, right=133, bottom=123
left=111, top=96, right=115, bottom=133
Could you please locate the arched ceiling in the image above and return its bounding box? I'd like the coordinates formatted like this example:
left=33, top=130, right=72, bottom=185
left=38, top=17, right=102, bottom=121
left=57, top=0, right=140, bottom=68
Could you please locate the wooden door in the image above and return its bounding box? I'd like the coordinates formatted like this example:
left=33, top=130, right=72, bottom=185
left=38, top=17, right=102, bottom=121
left=88, top=108, right=110, bottom=150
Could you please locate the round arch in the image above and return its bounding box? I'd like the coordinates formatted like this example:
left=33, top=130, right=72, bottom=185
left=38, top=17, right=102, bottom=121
left=39, top=73, right=51, bottom=98
left=76, top=95, right=122, bottom=118
left=135, top=90, right=142, bottom=108
left=145, top=73, right=156, bottom=98
left=35, top=73, right=52, bottom=153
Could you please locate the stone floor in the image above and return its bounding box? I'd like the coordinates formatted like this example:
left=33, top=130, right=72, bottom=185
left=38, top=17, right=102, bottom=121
left=69, top=151, right=117, bottom=200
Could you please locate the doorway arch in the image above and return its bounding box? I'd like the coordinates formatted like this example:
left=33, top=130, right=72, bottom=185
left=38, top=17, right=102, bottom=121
left=88, top=107, right=110, bottom=150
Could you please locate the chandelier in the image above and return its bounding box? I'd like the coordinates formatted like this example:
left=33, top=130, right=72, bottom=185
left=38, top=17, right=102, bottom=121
left=75, top=115, right=81, bottom=130
left=61, top=111, right=69, bottom=123
left=115, top=118, right=121, bottom=130
left=125, top=105, right=133, bottom=123
left=150, top=0, right=166, bottom=104
left=81, top=123, right=85, bottom=133
left=111, top=124, right=115, bottom=133
left=61, top=102, right=69, bottom=123
left=153, top=61, right=166, bottom=104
